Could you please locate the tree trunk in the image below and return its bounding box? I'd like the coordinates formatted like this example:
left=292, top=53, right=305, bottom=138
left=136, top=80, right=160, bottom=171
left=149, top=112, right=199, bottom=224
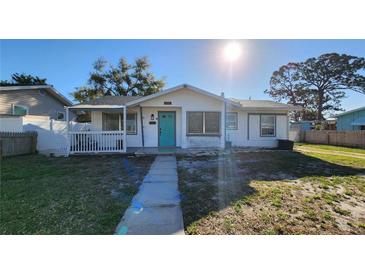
left=317, top=90, right=324, bottom=121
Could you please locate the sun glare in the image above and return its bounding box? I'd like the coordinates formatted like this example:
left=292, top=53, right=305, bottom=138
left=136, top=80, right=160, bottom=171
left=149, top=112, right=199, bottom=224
left=223, top=41, right=242, bottom=62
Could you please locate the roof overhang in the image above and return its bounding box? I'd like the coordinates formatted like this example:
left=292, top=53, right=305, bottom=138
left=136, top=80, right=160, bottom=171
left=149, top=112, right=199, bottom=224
left=335, top=106, right=365, bottom=117
left=67, top=105, right=125, bottom=110
left=0, top=85, right=73, bottom=106
left=126, top=84, right=225, bottom=107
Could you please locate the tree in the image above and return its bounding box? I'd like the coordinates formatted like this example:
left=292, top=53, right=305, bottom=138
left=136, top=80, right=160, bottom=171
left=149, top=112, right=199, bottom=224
left=72, top=57, right=165, bottom=102
left=266, top=53, right=365, bottom=121
left=265, top=63, right=316, bottom=121
left=0, top=73, right=48, bottom=86
left=298, top=53, right=365, bottom=120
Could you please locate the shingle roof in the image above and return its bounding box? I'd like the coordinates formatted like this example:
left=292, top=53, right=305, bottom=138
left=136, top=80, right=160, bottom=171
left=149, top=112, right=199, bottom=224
left=72, top=96, right=141, bottom=106
left=69, top=88, right=300, bottom=111
left=0, top=85, right=73, bottom=106
left=335, top=106, right=365, bottom=117
left=229, top=99, right=301, bottom=110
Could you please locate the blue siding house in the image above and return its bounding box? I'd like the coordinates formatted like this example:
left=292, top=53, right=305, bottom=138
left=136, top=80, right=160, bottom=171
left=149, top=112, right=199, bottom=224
left=335, top=106, right=365, bottom=131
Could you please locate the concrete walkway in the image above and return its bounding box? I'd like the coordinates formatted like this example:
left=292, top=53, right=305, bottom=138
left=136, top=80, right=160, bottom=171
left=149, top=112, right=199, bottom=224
left=115, top=155, right=184, bottom=235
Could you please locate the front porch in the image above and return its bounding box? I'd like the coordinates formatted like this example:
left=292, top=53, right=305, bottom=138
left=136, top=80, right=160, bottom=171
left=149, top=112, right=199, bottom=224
left=66, top=104, right=127, bottom=155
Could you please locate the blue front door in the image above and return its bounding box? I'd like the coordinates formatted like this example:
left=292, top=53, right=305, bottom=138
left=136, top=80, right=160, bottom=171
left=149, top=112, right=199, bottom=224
left=158, top=112, right=176, bottom=147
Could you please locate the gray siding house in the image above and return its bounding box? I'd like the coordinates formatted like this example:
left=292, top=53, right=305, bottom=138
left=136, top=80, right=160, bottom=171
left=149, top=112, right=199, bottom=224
left=0, top=85, right=73, bottom=120
left=335, top=106, right=365, bottom=131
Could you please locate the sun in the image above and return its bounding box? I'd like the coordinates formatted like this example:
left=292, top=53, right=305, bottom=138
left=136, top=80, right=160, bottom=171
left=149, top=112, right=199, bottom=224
left=223, top=41, right=242, bottom=62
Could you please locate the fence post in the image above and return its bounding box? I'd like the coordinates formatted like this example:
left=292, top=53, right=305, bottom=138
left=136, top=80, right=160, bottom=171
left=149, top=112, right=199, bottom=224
left=31, top=132, right=37, bottom=153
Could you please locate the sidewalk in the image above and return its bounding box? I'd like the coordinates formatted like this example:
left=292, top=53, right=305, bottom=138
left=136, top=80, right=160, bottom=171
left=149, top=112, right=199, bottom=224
left=115, top=155, right=184, bottom=235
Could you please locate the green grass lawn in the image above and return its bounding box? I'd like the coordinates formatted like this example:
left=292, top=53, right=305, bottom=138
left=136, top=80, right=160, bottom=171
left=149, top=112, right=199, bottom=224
left=295, top=143, right=365, bottom=155
left=177, top=146, right=365, bottom=235
left=0, top=154, right=153, bottom=234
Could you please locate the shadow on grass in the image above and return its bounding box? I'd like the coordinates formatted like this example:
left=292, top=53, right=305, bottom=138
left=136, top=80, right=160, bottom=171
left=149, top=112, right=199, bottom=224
left=177, top=150, right=364, bottom=230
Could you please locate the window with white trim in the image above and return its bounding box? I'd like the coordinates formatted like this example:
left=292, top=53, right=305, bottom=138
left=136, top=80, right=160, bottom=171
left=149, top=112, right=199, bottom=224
left=125, top=113, right=137, bottom=134
left=260, top=115, right=276, bottom=137
left=13, top=105, right=28, bottom=116
left=187, top=111, right=220, bottom=135
left=102, top=112, right=137, bottom=134
left=226, top=112, right=238, bottom=130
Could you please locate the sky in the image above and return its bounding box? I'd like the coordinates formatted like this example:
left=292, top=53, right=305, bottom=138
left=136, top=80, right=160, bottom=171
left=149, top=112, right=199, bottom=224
left=1, top=39, right=364, bottom=114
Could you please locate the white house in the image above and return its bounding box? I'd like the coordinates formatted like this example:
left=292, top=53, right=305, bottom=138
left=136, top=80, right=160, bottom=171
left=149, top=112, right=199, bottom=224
left=66, top=84, right=299, bottom=154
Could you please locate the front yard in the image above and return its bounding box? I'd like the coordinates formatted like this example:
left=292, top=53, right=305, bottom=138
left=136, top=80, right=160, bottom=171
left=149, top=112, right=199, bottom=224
left=2, top=143, right=364, bottom=235
left=177, top=144, right=365, bottom=234
left=0, top=155, right=153, bottom=234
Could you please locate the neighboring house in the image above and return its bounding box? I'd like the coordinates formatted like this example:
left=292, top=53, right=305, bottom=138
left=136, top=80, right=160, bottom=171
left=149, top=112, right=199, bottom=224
left=290, top=120, right=313, bottom=131
left=335, top=106, right=365, bottom=131
left=0, top=85, right=73, bottom=120
left=67, top=84, right=299, bottom=154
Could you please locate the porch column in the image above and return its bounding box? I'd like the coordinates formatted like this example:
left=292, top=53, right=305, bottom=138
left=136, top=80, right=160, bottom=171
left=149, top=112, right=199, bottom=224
left=65, top=106, right=70, bottom=156
left=123, top=106, right=127, bottom=152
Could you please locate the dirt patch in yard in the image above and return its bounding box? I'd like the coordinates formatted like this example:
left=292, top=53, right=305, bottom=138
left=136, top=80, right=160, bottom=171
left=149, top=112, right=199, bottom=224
left=177, top=150, right=365, bottom=235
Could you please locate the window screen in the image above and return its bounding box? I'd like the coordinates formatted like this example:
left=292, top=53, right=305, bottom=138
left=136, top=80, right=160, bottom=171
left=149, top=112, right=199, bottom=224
left=187, top=111, right=220, bottom=135
left=124, top=113, right=137, bottom=134
left=260, top=115, right=275, bottom=136
left=187, top=112, right=204, bottom=134
left=205, top=112, right=220, bottom=134
left=102, top=113, right=120, bottom=131
left=226, top=112, right=238, bottom=130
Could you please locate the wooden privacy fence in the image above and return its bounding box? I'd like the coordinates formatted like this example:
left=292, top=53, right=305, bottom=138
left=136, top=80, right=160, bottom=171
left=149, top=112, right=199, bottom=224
left=303, top=130, right=365, bottom=149
left=0, top=131, right=37, bottom=157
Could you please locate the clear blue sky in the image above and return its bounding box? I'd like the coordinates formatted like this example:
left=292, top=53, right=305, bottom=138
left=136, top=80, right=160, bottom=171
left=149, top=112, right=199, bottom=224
left=1, top=39, right=364, bottom=113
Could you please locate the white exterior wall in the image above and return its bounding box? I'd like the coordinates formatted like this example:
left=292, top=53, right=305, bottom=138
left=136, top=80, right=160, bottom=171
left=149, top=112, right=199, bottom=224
left=0, top=116, right=23, bottom=132
left=140, top=107, right=182, bottom=147
left=139, top=88, right=225, bottom=148
left=227, top=110, right=289, bottom=148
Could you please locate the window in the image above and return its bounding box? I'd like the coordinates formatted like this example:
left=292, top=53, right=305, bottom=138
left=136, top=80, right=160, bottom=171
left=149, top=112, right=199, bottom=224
left=226, top=112, right=238, bottom=130
left=187, top=112, right=203, bottom=134
left=13, top=105, right=28, bottom=116
left=124, top=113, right=137, bottom=135
left=260, top=115, right=276, bottom=137
left=102, top=113, right=120, bottom=131
left=187, top=111, right=221, bottom=135
left=102, top=112, right=137, bottom=134
left=56, top=111, right=65, bottom=120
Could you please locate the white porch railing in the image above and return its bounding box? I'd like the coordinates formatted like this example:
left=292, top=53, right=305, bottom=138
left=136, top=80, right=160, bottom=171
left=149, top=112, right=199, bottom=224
left=69, top=131, right=125, bottom=154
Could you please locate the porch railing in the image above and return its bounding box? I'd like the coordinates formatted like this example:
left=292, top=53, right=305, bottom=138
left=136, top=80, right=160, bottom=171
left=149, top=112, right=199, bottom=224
left=69, top=131, right=125, bottom=154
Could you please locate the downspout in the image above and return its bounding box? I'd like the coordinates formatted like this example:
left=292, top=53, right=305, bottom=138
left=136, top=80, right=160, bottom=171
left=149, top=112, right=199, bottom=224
left=221, top=92, right=226, bottom=149
left=140, top=106, right=144, bottom=147
left=65, top=106, right=70, bottom=156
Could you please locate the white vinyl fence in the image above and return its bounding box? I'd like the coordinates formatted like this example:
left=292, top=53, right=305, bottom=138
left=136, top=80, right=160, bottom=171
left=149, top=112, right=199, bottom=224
left=23, top=115, right=91, bottom=156
left=0, top=116, right=24, bottom=132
